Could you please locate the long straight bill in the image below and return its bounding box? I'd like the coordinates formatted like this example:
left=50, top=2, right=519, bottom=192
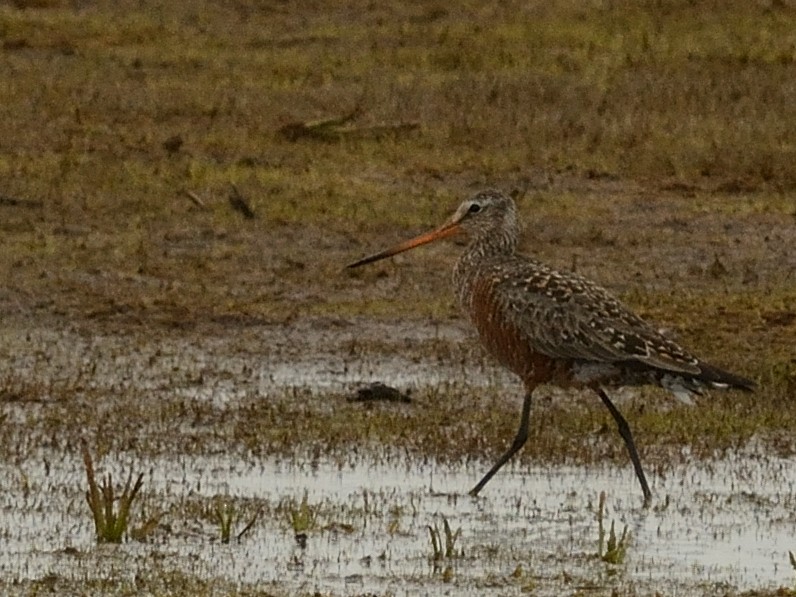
left=346, top=223, right=460, bottom=268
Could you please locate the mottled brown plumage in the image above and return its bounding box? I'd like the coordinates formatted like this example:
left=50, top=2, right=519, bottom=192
left=348, top=189, right=755, bottom=505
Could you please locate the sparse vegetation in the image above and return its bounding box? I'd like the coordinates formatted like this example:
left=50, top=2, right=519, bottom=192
left=80, top=439, right=144, bottom=544
left=427, top=515, right=461, bottom=582
left=212, top=497, right=260, bottom=544
left=428, top=515, right=462, bottom=561
left=0, top=0, right=794, bottom=595
left=597, top=491, right=630, bottom=565
left=790, top=550, right=796, bottom=589
left=286, top=493, right=316, bottom=549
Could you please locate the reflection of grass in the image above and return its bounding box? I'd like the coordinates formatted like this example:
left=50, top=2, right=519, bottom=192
left=81, top=439, right=144, bottom=544
left=597, top=492, right=630, bottom=565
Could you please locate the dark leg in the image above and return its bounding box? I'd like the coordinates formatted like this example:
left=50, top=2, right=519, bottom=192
left=596, top=388, right=652, bottom=506
left=470, top=391, right=533, bottom=496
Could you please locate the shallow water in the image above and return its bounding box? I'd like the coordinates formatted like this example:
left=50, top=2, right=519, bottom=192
left=0, top=448, right=794, bottom=595
left=0, top=319, right=794, bottom=594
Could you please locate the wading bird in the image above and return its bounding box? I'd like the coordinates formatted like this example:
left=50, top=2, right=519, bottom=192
left=347, top=190, right=754, bottom=505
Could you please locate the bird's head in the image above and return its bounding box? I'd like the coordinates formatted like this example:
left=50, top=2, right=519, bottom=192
left=346, top=189, right=517, bottom=269
left=447, top=189, right=517, bottom=239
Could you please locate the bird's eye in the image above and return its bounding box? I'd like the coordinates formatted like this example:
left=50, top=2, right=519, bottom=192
left=468, top=203, right=482, bottom=214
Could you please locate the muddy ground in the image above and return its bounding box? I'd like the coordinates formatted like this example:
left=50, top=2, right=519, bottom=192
left=1, top=1, right=796, bottom=595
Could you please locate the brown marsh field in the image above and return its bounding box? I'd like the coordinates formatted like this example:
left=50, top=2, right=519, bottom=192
left=0, top=1, right=795, bottom=595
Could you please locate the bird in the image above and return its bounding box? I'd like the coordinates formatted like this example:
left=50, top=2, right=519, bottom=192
left=347, top=189, right=755, bottom=505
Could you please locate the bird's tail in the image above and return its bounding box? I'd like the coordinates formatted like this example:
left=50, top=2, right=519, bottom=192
left=695, top=361, right=756, bottom=392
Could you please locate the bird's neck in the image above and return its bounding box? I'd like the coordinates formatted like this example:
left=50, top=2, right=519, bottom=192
left=453, top=229, right=517, bottom=308
left=465, top=228, right=518, bottom=262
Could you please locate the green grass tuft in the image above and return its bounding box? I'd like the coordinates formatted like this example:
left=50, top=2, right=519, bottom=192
left=80, top=439, right=144, bottom=544
left=212, top=498, right=260, bottom=544
left=597, top=491, right=630, bottom=565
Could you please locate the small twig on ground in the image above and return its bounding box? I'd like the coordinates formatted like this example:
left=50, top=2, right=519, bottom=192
left=277, top=108, right=418, bottom=142
left=0, top=193, right=44, bottom=209
left=181, top=189, right=207, bottom=208
left=278, top=108, right=360, bottom=141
